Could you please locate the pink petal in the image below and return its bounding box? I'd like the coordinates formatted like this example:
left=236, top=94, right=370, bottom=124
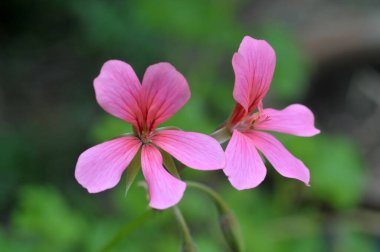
left=94, top=60, right=142, bottom=128
left=246, top=131, right=310, bottom=185
left=232, top=36, right=276, bottom=113
left=228, top=103, right=249, bottom=127
left=141, top=63, right=190, bottom=131
left=141, top=145, right=186, bottom=209
left=75, top=136, right=141, bottom=193
left=255, top=104, right=320, bottom=137
left=224, top=130, right=267, bottom=190
left=152, top=130, right=225, bottom=170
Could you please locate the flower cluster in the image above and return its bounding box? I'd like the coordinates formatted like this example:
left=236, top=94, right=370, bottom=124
left=75, top=36, right=319, bottom=209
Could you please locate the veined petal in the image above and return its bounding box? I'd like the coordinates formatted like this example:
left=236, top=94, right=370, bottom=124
left=246, top=131, right=310, bottom=185
left=75, top=136, right=141, bottom=193
left=94, top=60, right=142, bottom=127
left=152, top=130, right=225, bottom=170
left=228, top=103, right=249, bottom=127
left=232, top=36, right=276, bottom=113
left=224, top=130, right=267, bottom=190
left=141, top=63, right=190, bottom=131
left=255, top=104, right=320, bottom=137
left=141, top=145, right=186, bottom=210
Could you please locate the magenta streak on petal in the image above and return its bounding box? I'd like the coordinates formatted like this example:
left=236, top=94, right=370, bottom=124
left=232, top=36, right=276, bottom=114
left=141, top=63, right=190, bottom=132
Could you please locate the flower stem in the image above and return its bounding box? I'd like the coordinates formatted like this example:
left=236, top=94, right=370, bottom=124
left=173, top=206, right=197, bottom=252
left=210, top=126, right=231, bottom=144
left=186, top=181, right=244, bottom=252
left=186, top=181, right=229, bottom=212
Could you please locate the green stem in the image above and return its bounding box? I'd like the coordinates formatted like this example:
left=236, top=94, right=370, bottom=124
left=185, top=181, right=230, bottom=213
left=173, top=206, right=193, bottom=243
left=173, top=206, right=197, bottom=252
left=100, top=209, right=154, bottom=252
left=186, top=181, right=244, bottom=252
left=210, top=126, right=231, bottom=144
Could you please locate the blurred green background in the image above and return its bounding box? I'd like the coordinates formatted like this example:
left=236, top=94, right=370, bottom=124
left=1, top=0, right=380, bottom=251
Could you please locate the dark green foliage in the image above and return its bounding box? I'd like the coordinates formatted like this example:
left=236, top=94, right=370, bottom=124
left=0, top=0, right=373, bottom=251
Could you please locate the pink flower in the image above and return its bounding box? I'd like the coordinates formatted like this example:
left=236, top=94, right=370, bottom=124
left=75, top=60, right=225, bottom=209
left=224, top=36, right=320, bottom=190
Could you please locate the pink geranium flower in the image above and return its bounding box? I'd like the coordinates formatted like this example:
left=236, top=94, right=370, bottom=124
left=75, top=60, right=225, bottom=209
left=223, top=36, right=320, bottom=190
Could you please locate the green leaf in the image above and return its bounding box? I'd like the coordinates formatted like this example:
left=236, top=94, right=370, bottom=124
left=125, top=150, right=142, bottom=197
left=100, top=209, right=154, bottom=252
left=12, top=186, right=88, bottom=251
left=161, top=150, right=180, bottom=178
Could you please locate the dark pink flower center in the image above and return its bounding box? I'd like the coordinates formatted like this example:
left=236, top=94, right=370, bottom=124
left=134, top=125, right=155, bottom=144
left=234, top=112, right=270, bottom=133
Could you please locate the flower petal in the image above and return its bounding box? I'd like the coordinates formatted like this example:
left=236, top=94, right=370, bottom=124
left=94, top=60, right=142, bottom=127
left=152, top=130, right=225, bottom=170
left=232, top=36, right=276, bottom=113
left=254, top=104, right=320, bottom=137
left=141, top=63, right=190, bottom=131
left=75, top=136, right=141, bottom=193
left=246, top=131, right=310, bottom=185
left=224, top=130, right=267, bottom=190
left=141, top=145, right=186, bottom=209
